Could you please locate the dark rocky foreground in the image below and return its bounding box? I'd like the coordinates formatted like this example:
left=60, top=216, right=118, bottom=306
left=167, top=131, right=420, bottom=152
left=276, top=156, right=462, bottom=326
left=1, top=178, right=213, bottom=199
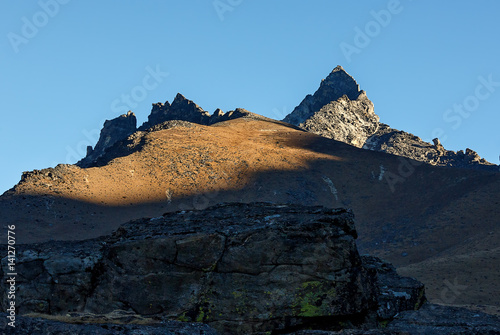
left=1, top=203, right=498, bottom=334
left=0, top=314, right=217, bottom=334
left=290, top=304, right=500, bottom=335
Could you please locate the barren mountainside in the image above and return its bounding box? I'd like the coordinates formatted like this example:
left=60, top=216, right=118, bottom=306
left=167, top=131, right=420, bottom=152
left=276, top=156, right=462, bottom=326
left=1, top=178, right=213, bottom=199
left=1, top=66, right=499, bottom=334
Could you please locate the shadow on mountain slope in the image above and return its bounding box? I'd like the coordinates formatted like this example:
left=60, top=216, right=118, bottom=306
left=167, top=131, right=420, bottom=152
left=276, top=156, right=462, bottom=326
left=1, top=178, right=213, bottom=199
left=1, top=118, right=499, bottom=314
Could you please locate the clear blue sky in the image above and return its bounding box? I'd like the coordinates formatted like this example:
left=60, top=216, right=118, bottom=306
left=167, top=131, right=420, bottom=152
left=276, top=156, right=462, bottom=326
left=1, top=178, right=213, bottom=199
left=1, top=0, right=499, bottom=194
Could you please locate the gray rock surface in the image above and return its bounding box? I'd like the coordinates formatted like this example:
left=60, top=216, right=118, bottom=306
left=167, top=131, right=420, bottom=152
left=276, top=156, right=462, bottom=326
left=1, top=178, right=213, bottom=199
left=299, top=93, right=378, bottom=148
left=283, top=66, right=498, bottom=171
left=1, top=313, right=218, bottom=335
left=139, top=93, right=211, bottom=130
left=288, top=303, right=500, bottom=334
left=361, top=256, right=424, bottom=321
left=363, top=124, right=498, bottom=171
left=284, top=65, right=365, bottom=126
left=283, top=66, right=379, bottom=148
left=139, top=94, right=272, bottom=131
left=1, top=203, right=424, bottom=334
left=78, top=111, right=137, bottom=167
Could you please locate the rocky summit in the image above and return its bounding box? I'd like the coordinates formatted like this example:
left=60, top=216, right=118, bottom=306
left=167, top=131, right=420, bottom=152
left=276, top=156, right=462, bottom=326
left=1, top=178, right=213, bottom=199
left=1, top=66, right=499, bottom=334
left=77, top=93, right=272, bottom=168
left=283, top=66, right=498, bottom=171
left=283, top=66, right=379, bottom=148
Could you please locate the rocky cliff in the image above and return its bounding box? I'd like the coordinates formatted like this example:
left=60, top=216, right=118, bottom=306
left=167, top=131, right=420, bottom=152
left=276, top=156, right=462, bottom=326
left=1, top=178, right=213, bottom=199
left=283, top=66, right=498, bottom=171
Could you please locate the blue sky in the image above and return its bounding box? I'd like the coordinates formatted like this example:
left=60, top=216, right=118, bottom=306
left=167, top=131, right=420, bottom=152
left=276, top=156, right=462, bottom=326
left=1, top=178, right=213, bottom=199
left=1, top=0, right=499, bottom=194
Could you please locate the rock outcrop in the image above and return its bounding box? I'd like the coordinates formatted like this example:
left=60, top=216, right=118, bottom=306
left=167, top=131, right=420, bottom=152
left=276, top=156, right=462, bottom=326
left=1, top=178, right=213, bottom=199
left=1, top=203, right=426, bottom=334
left=363, top=123, right=497, bottom=171
left=138, top=93, right=271, bottom=130
left=284, top=66, right=379, bottom=148
left=298, top=93, right=378, bottom=148
left=283, top=66, right=498, bottom=171
left=78, top=111, right=137, bottom=167
left=139, top=93, right=211, bottom=130
left=77, top=94, right=273, bottom=168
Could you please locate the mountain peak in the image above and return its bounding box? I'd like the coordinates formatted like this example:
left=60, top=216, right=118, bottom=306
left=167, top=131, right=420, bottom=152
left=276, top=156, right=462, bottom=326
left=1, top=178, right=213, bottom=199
left=320, top=66, right=361, bottom=101
left=172, top=92, right=188, bottom=103
left=282, top=66, right=497, bottom=171
left=332, top=65, right=345, bottom=72
left=283, top=65, right=373, bottom=139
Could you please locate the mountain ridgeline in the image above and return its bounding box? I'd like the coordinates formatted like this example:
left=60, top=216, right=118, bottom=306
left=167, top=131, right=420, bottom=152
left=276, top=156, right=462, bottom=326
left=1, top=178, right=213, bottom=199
left=80, top=65, right=497, bottom=172
left=2, top=66, right=499, bottom=334
left=283, top=65, right=497, bottom=171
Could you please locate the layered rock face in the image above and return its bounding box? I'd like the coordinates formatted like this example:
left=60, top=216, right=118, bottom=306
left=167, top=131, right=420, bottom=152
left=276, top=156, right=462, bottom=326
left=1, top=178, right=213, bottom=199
left=283, top=66, right=498, bottom=171
left=1, top=203, right=425, bottom=334
left=284, top=66, right=379, bottom=148
left=299, top=93, right=378, bottom=148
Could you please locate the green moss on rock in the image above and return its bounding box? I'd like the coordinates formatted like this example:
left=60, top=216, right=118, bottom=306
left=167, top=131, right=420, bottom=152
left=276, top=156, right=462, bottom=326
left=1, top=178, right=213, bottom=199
left=291, top=281, right=337, bottom=317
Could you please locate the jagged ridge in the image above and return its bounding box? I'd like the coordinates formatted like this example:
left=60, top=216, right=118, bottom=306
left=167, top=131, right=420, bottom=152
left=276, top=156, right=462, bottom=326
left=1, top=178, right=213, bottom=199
left=283, top=66, right=498, bottom=171
left=78, top=93, right=272, bottom=168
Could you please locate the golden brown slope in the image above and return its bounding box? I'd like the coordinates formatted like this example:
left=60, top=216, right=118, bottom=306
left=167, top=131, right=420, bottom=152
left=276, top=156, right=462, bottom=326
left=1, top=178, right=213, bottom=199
left=1, top=117, right=499, bottom=313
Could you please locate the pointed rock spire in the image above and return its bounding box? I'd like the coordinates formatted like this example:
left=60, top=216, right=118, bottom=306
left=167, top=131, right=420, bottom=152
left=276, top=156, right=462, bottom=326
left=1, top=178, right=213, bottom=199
left=78, top=111, right=137, bottom=167
left=282, top=66, right=378, bottom=148
left=139, top=93, right=211, bottom=130
left=283, top=66, right=366, bottom=126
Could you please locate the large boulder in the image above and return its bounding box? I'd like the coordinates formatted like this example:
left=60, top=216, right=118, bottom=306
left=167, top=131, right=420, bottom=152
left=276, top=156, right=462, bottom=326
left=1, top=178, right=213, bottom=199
left=1, top=203, right=425, bottom=334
